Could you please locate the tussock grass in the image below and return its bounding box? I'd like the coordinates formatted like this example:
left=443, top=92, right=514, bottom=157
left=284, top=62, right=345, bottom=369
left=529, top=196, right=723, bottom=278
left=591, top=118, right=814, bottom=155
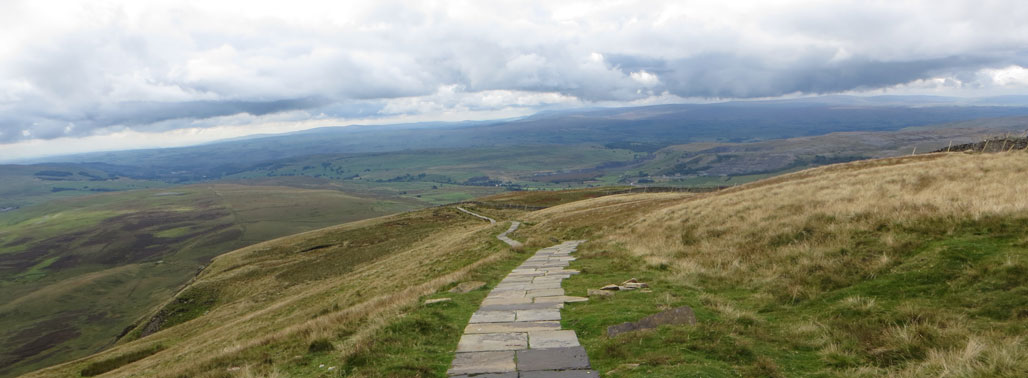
left=25, top=207, right=523, bottom=377
left=522, top=152, right=1028, bottom=376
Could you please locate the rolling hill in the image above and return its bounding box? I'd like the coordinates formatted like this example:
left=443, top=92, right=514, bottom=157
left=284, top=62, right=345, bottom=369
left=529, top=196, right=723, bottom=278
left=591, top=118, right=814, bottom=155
left=0, top=185, right=420, bottom=377
left=22, top=149, right=1028, bottom=377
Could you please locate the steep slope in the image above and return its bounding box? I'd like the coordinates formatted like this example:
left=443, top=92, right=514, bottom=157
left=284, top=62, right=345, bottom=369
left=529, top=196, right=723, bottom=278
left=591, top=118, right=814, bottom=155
left=515, top=152, right=1028, bottom=376
left=24, top=205, right=528, bottom=377
left=0, top=185, right=418, bottom=377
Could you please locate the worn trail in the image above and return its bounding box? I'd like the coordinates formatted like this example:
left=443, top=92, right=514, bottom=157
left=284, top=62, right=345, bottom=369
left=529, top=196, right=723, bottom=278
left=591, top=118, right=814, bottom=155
left=448, top=240, right=597, bottom=377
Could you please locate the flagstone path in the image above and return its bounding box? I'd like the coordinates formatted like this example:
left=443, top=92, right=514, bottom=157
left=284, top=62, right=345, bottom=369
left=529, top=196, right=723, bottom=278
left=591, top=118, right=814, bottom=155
left=457, top=207, right=523, bottom=249
left=447, top=240, right=597, bottom=377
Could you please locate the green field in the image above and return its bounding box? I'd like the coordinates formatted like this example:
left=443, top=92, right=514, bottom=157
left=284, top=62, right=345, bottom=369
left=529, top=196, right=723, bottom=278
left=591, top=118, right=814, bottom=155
left=0, top=184, right=420, bottom=377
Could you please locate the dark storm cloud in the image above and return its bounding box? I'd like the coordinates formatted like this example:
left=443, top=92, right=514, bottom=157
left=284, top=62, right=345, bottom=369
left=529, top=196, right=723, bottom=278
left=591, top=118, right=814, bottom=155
left=608, top=53, right=1022, bottom=98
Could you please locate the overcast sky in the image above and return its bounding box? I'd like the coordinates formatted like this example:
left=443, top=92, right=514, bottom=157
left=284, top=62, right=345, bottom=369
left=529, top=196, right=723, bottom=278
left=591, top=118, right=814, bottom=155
left=2, top=0, right=1028, bottom=161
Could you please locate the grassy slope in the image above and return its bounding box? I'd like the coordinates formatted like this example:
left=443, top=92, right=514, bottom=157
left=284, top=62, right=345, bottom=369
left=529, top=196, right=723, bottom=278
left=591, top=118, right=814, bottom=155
left=23, top=204, right=531, bottom=378
left=22, top=151, right=1028, bottom=377
left=513, top=152, right=1028, bottom=377
left=0, top=184, right=419, bottom=378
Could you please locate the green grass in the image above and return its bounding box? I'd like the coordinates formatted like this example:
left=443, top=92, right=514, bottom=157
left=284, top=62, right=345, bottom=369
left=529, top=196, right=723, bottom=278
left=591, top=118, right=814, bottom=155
left=327, top=244, right=532, bottom=377
left=557, top=217, right=1028, bottom=377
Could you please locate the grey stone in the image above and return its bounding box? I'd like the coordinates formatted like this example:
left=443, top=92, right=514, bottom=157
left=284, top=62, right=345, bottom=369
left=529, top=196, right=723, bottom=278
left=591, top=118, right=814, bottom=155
left=534, top=296, right=588, bottom=304
left=516, top=309, right=561, bottom=322
left=520, top=370, right=599, bottom=378
left=465, top=321, right=561, bottom=334
left=607, top=305, right=697, bottom=338
left=526, top=288, right=564, bottom=298
left=486, top=290, right=527, bottom=298
left=529, top=330, right=580, bottom=349
left=525, top=282, right=563, bottom=290
left=457, top=332, right=528, bottom=352
left=587, top=289, right=613, bottom=297
left=448, top=351, right=516, bottom=375
left=480, top=302, right=563, bottom=312
left=449, top=281, right=487, bottom=293
left=481, top=297, right=532, bottom=307
left=450, top=373, right=518, bottom=378
left=516, top=346, right=591, bottom=371
left=470, top=311, right=516, bottom=323
left=532, top=276, right=565, bottom=284
left=492, top=284, right=530, bottom=292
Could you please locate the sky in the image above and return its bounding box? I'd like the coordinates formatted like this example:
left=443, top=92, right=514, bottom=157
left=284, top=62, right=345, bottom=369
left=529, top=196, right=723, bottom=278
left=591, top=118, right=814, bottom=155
left=1, top=0, right=1028, bottom=161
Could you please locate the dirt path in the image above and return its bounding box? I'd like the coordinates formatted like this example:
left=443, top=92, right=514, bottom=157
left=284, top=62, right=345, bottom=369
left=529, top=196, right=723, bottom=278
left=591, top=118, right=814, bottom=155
left=447, top=240, right=597, bottom=377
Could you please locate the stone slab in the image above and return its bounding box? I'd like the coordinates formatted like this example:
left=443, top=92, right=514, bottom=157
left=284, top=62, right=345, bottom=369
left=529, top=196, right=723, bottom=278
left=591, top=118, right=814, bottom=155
left=606, top=305, right=697, bottom=338
left=516, top=346, right=591, bottom=371
left=447, top=351, right=516, bottom=375
left=457, top=332, right=529, bottom=352
left=526, top=288, right=564, bottom=298
left=492, top=284, right=529, bottom=292
left=481, top=297, right=533, bottom=307
left=486, top=290, right=526, bottom=298
left=516, top=309, right=562, bottom=322
left=529, top=330, right=580, bottom=349
left=525, top=282, right=563, bottom=290
left=450, top=373, right=518, bottom=378
left=501, top=276, right=536, bottom=283
left=470, top=310, right=516, bottom=323
left=480, top=302, right=563, bottom=312
left=532, top=276, right=565, bottom=284
left=534, top=296, right=588, bottom=304
left=520, top=370, right=599, bottom=378
left=465, top=321, right=561, bottom=334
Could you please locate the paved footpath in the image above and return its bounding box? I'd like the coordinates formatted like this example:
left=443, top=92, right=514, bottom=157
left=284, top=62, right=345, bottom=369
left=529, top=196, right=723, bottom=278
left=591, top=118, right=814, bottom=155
left=448, top=240, right=597, bottom=378
left=456, top=207, right=523, bottom=249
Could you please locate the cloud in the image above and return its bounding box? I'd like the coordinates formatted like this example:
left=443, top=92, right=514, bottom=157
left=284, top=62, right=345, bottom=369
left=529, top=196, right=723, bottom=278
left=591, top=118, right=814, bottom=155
left=2, top=0, right=1028, bottom=147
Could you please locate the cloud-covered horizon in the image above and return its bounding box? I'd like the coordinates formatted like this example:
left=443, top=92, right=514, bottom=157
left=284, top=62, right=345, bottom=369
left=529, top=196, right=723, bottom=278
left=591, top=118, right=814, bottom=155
left=2, top=0, right=1028, bottom=149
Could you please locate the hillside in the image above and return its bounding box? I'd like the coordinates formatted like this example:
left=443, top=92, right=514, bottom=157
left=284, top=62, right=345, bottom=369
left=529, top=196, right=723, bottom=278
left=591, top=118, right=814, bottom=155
left=24, top=151, right=1028, bottom=377
left=0, top=185, right=419, bottom=377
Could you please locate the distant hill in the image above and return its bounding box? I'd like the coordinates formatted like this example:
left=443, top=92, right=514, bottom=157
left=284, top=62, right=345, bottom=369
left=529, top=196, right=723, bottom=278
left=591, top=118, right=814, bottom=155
left=29, top=99, right=1028, bottom=181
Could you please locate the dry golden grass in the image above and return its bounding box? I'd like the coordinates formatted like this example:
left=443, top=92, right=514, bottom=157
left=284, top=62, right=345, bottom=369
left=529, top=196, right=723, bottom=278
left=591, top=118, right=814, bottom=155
left=522, top=151, right=1028, bottom=376
left=600, top=153, right=1027, bottom=295
left=25, top=207, right=515, bottom=377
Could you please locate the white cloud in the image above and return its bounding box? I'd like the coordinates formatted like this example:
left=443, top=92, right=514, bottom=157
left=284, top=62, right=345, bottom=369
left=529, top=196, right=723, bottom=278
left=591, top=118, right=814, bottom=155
left=1, top=0, right=1028, bottom=156
left=981, top=65, right=1028, bottom=87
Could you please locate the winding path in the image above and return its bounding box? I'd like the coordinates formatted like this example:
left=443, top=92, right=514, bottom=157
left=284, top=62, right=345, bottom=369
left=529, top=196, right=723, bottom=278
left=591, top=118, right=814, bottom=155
left=457, top=207, right=523, bottom=249
left=447, top=239, right=597, bottom=377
